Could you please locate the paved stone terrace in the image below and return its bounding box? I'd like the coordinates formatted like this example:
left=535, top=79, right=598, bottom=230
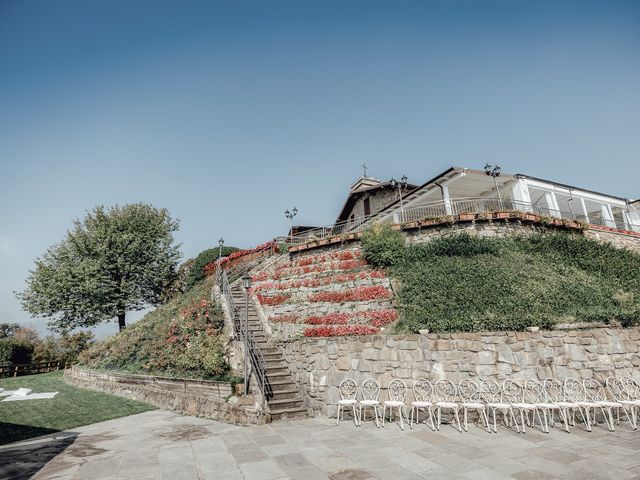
left=2, top=409, right=640, bottom=480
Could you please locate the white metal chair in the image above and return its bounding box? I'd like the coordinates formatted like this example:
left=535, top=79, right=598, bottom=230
left=458, top=379, right=490, bottom=433
left=543, top=378, right=575, bottom=433
left=606, top=377, right=638, bottom=430
left=481, top=379, right=519, bottom=433
left=358, top=378, right=381, bottom=428
left=382, top=379, right=408, bottom=430
left=564, top=377, right=599, bottom=431
left=434, top=379, right=462, bottom=432
left=410, top=378, right=435, bottom=431
left=503, top=379, right=541, bottom=433
left=336, top=378, right=359, bottom=427
left=525, top=379, right=559, bottom=433
left=583, top=378, right=622, bottom=432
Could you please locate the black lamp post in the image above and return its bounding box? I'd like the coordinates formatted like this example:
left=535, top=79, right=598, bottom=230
left=484, top=164, right=503, bottom=208
left=241, top=274, right=252, bottom=395
left=218, top=237, right=224, bottom=268
left=284, top=207, right=298, bottom=242
left=390, top=175, right=408, bottom=222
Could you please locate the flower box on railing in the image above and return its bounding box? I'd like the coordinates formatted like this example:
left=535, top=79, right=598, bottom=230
left=495, top=211, right=511, bottom=219
left=458, top=212, right=476, bottom=221
left=523, top=213, right=538, bottom=222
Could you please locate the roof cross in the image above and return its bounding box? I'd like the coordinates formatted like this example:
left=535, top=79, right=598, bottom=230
left=361, top=163, right=368, bottom=178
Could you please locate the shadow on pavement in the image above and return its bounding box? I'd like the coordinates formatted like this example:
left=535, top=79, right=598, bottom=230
left=0, top=423, right=78, bottom=480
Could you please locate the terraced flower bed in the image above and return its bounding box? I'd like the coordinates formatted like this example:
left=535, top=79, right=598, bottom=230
left=250, top=248, right=397, bottom=337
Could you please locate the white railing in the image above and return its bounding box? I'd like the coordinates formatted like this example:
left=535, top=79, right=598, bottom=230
left=286, top=197, right=639, bottom=244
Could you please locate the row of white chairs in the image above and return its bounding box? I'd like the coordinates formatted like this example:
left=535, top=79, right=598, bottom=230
left=336, top=376, right=640, bottom=433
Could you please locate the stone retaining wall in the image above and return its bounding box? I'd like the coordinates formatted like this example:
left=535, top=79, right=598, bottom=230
left=279, top=327, right=640, bottom=417
left=64, top=366, right=267, bottom=425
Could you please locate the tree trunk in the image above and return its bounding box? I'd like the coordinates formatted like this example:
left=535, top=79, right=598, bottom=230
left=117, top=312, right=126, bottom=331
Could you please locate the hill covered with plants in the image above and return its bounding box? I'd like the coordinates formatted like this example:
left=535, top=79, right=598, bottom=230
left=361, top=225, right=640, bottom=333
left=79, top=276, right=230, bottom=380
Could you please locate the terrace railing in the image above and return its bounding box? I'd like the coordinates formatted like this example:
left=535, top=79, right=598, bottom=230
left=286, top=197, right=639, bottom=244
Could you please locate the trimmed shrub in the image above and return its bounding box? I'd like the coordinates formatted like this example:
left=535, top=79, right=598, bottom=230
left=373, top=232, right=640, bottom=333
left=361, top=224, right=405, bottom=268
left=185, top=246, right=239, bottom=288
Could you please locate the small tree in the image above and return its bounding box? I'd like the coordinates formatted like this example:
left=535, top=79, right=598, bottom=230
left=18, top=204, right=181, bottom=331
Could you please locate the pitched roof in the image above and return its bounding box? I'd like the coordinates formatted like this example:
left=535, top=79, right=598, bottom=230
left=335, top=179, right=418, bottom=223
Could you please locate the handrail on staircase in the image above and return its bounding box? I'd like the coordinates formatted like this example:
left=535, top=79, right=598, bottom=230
left=220, top=269, right=272, bottom=404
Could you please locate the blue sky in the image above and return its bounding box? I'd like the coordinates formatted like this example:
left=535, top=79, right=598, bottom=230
left=1, top=1, right=639, bottom=338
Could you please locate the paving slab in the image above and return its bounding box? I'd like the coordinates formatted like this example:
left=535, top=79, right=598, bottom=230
left=1, top=409, right=638, bottom=480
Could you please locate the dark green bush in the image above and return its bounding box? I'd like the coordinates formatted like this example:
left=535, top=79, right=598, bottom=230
left=361, top=224, right=406, bottom=268
left=0, top=339, right=34, bottom=365
left=382, top=232, right=640, bottom=333
left=185, top=246, right=239, bottom=288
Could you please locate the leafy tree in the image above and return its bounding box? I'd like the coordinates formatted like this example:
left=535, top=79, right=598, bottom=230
left=18, top=204, right=181, bottom=332
left=0, top=323, right=21, bottom=338
left=185, top=246, right=239, bottom=288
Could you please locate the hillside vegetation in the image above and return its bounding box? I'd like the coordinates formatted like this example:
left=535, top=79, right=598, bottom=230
left=361, top=225, right=640, bottom=333
left=79, top=277, right=231, bottom=380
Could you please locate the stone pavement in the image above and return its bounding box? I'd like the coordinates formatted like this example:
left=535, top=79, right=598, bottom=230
left=2, top=409, right=640, bottom=480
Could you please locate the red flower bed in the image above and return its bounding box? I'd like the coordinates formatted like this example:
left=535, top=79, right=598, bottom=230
left=305, top=312, right=351, bottom=325
left=308, top=286, right=390, bottom=303
left=304, top=324, right=379, bottom=337
left=303, top=310, right=398, bottom=327
left=252, top=270, right=388, bottom=292
left=256, top=293, right=289, bottom=306
left=204, top=241, right=274, bottom=276
left=269, top=259, right=368, bottom=279
left=361, top=310, right=398, bottom=327
left=289, top=250, right=361, bottom=268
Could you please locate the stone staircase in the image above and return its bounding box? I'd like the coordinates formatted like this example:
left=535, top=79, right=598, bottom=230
left=230, top=283, right=307, bottom=420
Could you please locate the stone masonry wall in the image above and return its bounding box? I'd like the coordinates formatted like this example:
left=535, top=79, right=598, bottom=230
left=279, top=327, right=640, bottom=417
left=65, top=366, right=267, bottom=425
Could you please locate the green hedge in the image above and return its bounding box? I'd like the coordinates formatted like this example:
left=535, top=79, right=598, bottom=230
left=361, top=229, right=640, bottom=333
left=185, top=246, right=239, bottom=288
left=0, top=339, right=34, bottom=365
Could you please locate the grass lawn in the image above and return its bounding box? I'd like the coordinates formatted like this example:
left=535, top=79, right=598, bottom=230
left=0, top=370, right=155, bottom=445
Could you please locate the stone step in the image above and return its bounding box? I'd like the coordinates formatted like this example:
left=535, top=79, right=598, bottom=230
left=265, top=371, right=294, bottom=379
left=265, top=365, right=289, bottom=374
left=268, top=398, right=305, bottom=410
left=268, top=389, right=300, bottom=400
left=267, top=380, right=298, bottom=392
left=269, top=406, right=308, bottom=421
left=265, top=360, right=286, bottom=368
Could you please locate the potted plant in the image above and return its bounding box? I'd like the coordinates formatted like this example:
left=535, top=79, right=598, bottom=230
left=459, top=212, right=476, bottom=221
left=523, top=212, right=537, bottom=222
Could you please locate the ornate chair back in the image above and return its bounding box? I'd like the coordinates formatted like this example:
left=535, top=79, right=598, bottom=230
left=412, top=378, right=433, bottom=403
left=543, top=378, right=563, bottom=403
left=583, top=378, right=607, bottom=402
left=338, top=378, right=358, bottom=401
left=502, top=379, right=524, bottom=404
left=605, top=377, right=628, bottom=402
left=435, top=379, right=458, bottom=403
left=563, top=378, right=585, bottom=402
left=458, top=379, right=481, bottom=403
left=387, top=379, right=407, bottom=403
left=360, top=378, right=380, bottom=402
left=480, top=379, right=502, bottom=404
left=524, top=379, right=545, bottom=404
left=621, top=376, right=640, bottom=399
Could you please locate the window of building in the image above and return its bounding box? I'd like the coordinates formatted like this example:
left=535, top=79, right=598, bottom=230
left=363, top=197, right=371, bottom=216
